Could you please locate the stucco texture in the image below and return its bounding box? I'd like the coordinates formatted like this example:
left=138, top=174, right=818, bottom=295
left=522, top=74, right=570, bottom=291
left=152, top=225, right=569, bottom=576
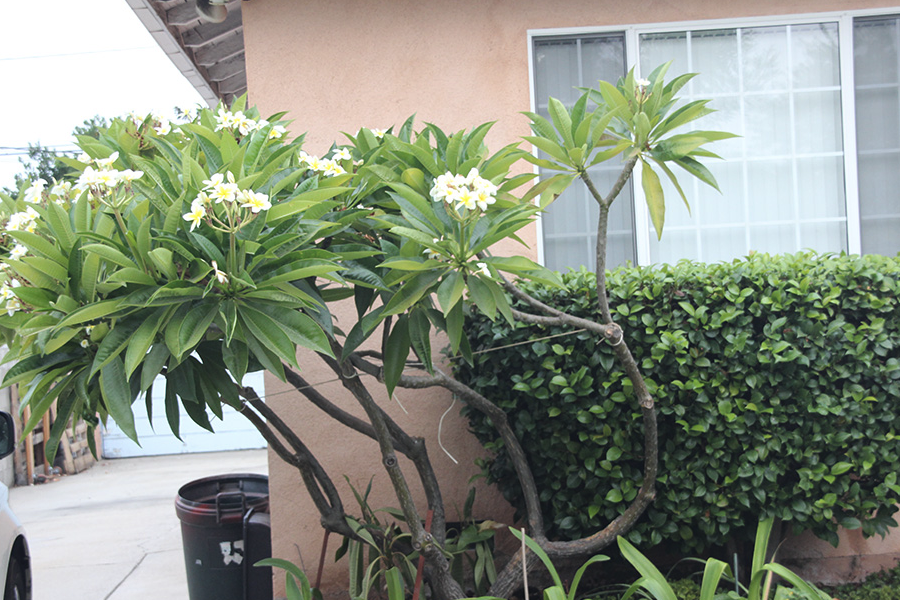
left=240, top=0, right=900, bottom=594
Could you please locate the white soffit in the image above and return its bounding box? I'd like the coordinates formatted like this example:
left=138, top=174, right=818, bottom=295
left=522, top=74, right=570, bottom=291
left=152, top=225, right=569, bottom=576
left=124, top=0, right=248, bottom=106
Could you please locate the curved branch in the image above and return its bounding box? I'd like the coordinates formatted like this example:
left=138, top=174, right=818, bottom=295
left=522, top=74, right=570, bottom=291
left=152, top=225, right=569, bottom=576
left=392, top=367, right=548, bottom=543
left=322, top=343, right=462, bottom=599
left=345, top=354, right=449, bottom=543
left=237, top=386, right=355, bottom=537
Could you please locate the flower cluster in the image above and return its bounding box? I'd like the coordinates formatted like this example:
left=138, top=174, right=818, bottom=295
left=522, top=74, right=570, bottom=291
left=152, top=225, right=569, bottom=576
left=75, top=152, right=144, bottom=201
left=214, top=108, right=286, bottom=139
left=5, top=207, right=39, bottom=234
left=298, top=149, right=349, bottom=177
left=183, top=171, right=271, bottom=232
left=429, top=168, right=498, bottom=212
left=0, top=280, right=21, bottom=316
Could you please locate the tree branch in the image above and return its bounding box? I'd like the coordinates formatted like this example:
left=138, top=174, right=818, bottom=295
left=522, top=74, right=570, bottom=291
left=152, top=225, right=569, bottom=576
left=236, top=385, right=355, bottom=537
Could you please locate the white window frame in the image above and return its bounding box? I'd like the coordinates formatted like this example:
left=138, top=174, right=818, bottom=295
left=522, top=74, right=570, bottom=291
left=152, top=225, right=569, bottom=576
left=528, top=7, right=900, bottom=267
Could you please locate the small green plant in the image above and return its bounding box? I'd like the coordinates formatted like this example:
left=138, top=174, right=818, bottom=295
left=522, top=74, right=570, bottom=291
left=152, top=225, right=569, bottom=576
left=259, top=557, right=406, bottom=600
left=617, top=519, right=830, bottom=600
left=336, top=479, right=418, bottom=600
left=443, top=488, right=499, bottom=596
left=256, top=557, right=322, bottom=600
left=510, top=527, right=609, bottom=600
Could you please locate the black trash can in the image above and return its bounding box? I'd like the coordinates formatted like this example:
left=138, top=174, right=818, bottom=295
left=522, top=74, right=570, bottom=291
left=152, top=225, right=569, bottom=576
left=175, top=473, right=272, bottom=600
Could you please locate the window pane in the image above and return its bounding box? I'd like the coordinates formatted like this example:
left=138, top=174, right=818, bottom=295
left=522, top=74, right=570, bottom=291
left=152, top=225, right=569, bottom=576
left=640, top=22, right=847, bottom=264
left=533, top=34, right=633, bottom=272
left=854, top=16, right=900, bottom=255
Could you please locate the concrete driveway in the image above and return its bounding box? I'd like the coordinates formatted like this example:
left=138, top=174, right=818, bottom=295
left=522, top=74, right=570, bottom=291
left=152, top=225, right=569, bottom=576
left=9, top=449, right=268, bottom=600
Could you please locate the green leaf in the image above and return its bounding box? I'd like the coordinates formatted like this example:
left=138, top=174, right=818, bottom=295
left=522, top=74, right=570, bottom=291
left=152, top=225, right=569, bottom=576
left=548, top=97, right=574, bottom=149
left=567, top=555, right=609, bottom=600
left=253, top=303, right=333, bottom=357
left=641, top=159, right=665, bottom=240
left=617, top=537, right=677, bottom=600
left=437, top=270, right=465, bottom=316
left=177, top=302, right=219, bottom=358
left=508, top=528, right=563, bottom=589
left=523, top=136, right=571, bottom=165
left=468, top=275, right=496, bottom=320
left=240, top=307, right=301, bottom=370
left=91, top=319, right=142, bottom=377
left=383, top=315, right=410, bottom=398
left=101, top=357, right=138, bottom=442
left=408, top=308, right=433, bottom=374
left=7, top=231, right=66, bottom=265
left=56, top=298, right=125, bottom=328
left=673, top=155, right=720, bottom=190
left=698, top=559, right=729, bottom=600
left=381, top=270, right=442, bottom=316
left=82, top=243, right=140, bottom=270
left=266, top=187, right=352, bottom=223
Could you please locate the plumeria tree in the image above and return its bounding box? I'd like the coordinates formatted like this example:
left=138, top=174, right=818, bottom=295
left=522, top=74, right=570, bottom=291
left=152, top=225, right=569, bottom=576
left=0, top=66, right=729, bottom=599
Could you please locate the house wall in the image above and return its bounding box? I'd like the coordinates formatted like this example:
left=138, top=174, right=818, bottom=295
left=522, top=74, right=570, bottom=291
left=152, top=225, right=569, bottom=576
left=241, top=0, right=900, bottom=594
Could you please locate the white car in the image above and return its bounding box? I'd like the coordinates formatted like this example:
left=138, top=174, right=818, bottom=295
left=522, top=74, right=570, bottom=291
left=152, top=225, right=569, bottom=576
left=0, top=412, right=29, bottom=600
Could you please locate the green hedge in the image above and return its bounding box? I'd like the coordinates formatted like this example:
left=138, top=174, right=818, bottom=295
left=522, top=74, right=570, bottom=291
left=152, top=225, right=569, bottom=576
left=455, top=252, right=900, bottom=552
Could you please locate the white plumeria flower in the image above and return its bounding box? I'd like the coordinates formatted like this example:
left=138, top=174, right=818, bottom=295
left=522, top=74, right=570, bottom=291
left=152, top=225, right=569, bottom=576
left=23, top=179, right=46, bottom=203
left=471, top=175, right=498, bottom=196
left=474, top=188, right=496, bottom=211
left=635, top=77, right=651, bottom=87
left=95, top=170, right=120, bottom=188
left=4, top=297, right=20, bottom=316
left=80, top=339, right=90, bottom=349
left=238, top=189, right=271, bottom=213
left=77, top=152, right=92, bottom=164
left=211, top=261, right=228, bottom=285
left=268, top=125, right=287, bottom=139
left=322, top=159, right=346, bottom=177
left=77, top=166, right=103, bottom=188
left=0, top=284, right=14, bottom=302
left=475, top=262, right=491, bottom=277
left=423, top=238, right=442, bottom=260
left=4, top=215, right=22, bottom=233
left=332, top=147, right=352, bottom=161
left=95, top=152, right=119, bottom=169
left=202, top=173, right=225, bottom=189
left=24, top=207, right=40, bottom=221
left=214, top=108, right=235, bottom=131
left=119, top=169, right=144, bottom=182
left=183, top=204, right=206, bottom=231
left=192, top=191, right=211, bottom=209
left=430, top=169, right=498, bottom=213
left=371, top=128, right=387, bottom=138
left=210, top=182, right=238, bottom=203
left=233, top=112, right=256, bottom=136
left=306, top=156, right=324, bottom=172
left=205, top=172, right=238, bottom=203
left=154, top=120, right=172, bottom=135
left=8, top=245, right=27, bottom=260
left=455, top=188, right=479, bottom=211
left=85, top=325, right=95, bottom=335
left=50, top=180, right=72, bottom=198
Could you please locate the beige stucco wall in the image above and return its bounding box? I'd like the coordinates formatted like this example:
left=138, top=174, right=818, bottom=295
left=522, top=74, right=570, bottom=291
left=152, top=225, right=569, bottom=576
left=240, top=0, right=900, bottom=594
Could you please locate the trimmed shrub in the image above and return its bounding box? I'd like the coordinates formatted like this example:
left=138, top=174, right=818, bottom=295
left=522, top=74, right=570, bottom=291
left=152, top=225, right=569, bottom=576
left=455, top=252, right=900, bottom=552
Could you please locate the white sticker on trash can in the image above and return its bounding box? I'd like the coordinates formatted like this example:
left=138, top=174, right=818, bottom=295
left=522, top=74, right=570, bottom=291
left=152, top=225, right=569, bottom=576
left=220, top=540, right=244, bottom=565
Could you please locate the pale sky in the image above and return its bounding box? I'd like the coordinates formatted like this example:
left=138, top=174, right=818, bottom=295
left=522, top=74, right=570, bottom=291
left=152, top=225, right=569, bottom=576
left=0, top=0, right=206, bottom=188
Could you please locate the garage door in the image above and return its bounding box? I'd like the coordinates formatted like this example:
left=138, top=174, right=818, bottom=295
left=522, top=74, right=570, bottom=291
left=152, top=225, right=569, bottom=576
left=101, top=371, right=267, bottom=458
